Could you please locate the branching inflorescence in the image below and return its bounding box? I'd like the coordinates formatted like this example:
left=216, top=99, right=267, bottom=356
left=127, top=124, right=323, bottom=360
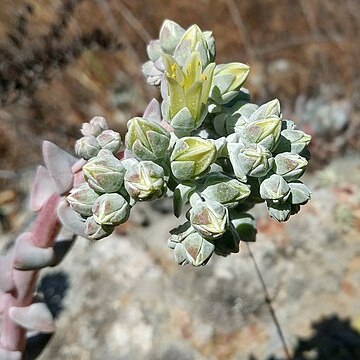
left=0, top=20, right=311, bottom=358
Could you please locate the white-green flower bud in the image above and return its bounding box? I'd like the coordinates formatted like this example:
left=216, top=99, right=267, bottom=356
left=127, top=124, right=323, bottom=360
left=288, top=181, right=311, bottom=205
left=66, top=182, right=99, bottom=217
left=142, top=60, right=164, bottom=86
left=96, top=130, right=122, bottom=154
left=250, top=99, right=281, bottom=121
left=228, top=143, right=274, bottom=182
left=124, top=161, right=166, bottom=201
left=201, top=173, right=251, bottom=207
left=168, top=223, right=215, bottom=266
left=92, top=193, right=130, bottom=226
left=75, top=136, right=100, bottom=160
left=241, top=116, right=282, bottom=151
left=276, top=129, right=311, bottom=154
left=259, top=174, right=290, bottom=203
left=274, top=153, right=308, bottom=181
left=267, top=200, right=291, bottom=222
left=170, top=137, right=216, bottom=180
left=81, top=116, right=108, bottom=137
left=159, top=19, right=185, bottom=54
left=211, top=63, right=250, bottom=104
left=125, top=117, right=170, bottom=161
left=85, top=215, right=114, bottom=240
left=190, top=199, right=229, bottom=239
left=146, top=40, right=162, bottom=62
left=83, top=149, right=126, bottom=193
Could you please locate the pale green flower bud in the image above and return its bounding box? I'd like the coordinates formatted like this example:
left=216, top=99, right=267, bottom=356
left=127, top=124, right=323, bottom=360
left=276, top=129, right=312, bottom=154
left=201, top=173, right=251, bottom=207
left=66, top=182, right=99, bottom=217
left=83, top=149, right=126, bottom=193
left=163, top=52, right=215, bottom=135
left=241, top=116, right=282, bottom=151
left=125, top=117, right=170, bottom=161
left=142, top=60, right=164, bottom=86
left=274, top=153, right=308, bottom=181
left=146, top=40, right=162, bottom=62
left=173, top=24, right=215, bottom=67
left=267, top=200, right=291, bottom=222
left=250, top=99, right=281, bottom=121
left=190, top=199, right=229, bottom=239
left=159, top=20, right=185, bottom=54
left=228, top=143, right=274, bottom=182
left=170, top=137, right=216, bottom=180
left=211, top=63, right=250, bottom=104
left=124, top=161, right=166, bottom=201
left=85, top=216, right=114, bottom=241
left=96, top=130, right=122, bottom=154
left=260, top=174, right=290, bottom=203
left=81, top=116, right=108, bottom=137
left=75, top=136, right=100, bottom=160
left=288, top=181, right=311, bottom=205
left=92, top=193, right=130, bottom=226
left=168, top=223, right=215, bottom=266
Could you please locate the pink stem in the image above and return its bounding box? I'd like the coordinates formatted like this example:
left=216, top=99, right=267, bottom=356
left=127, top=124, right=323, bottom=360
left=0, top=194, right=61, bottom=355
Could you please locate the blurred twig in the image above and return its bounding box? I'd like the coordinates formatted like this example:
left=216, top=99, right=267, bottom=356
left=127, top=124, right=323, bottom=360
left=115, top=0, right=152, bottom=44
left=245, top=242, right=292, bottom=360
left=224, top=0, right=256, bottom=62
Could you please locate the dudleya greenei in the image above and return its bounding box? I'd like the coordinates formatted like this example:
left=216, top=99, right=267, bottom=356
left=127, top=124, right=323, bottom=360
left=65, top=19, right=312, bottom=266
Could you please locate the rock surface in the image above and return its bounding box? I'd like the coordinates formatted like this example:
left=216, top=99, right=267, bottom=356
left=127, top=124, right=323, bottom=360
left=32, top=154, right=360, bottom=360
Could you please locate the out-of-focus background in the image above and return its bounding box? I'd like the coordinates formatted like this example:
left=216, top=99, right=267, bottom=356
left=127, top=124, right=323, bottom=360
left=0, top=1, right=360, bottom=359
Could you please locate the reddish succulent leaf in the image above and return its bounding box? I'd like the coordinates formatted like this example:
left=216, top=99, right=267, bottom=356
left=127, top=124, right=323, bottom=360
left=13, top=233, right=55, bottom=271
left=29, top=166, right=57, bottom=212
left=0, top=348, right=22, bottom=360
left=9, top=303, right=55, bottom=333
left=42, top=141, right=77, bottom=195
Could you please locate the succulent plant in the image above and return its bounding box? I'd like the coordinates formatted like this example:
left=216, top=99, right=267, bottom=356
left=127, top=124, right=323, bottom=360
left=0, top=19, right=312, bottom=358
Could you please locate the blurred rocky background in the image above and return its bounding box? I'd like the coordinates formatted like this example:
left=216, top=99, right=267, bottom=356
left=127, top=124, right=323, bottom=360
left=1, top=0, right=360, bottom=359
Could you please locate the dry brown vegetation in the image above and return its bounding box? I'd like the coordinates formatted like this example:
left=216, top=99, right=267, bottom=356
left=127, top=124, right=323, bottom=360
left=0, top=0, right=359, bottom=172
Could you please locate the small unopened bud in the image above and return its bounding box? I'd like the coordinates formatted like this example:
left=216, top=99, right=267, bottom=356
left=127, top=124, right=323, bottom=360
left=267, top=200, right=291, bottom=222
left=85, top=215, right=114, bottom=240
left=124, top=161, right=166, bottom=201
left=168, top=222, right=215, bottom=266
left=82, top=149, right=126, bottom=193
left=125, top=117, right=170, bottom=161
left=92, top=193, right=130, bottom=226
left=75, top=136, right=100, bottom=160
left=228, top=143, right=274, bottom=181
left=171, top=137, right=216, bottom=180
left=66, top=183, right=99, bottom=217
left=190, top=199, right=229, bottom=239
left=97, top=129, right=122, bottom=154
left=159, top=19, right=185, bottom=54
left=241, top=116, right=281, bottom=151
left=260, top=174, right=290, bottom=203
left=211, top=63, right=250, bottom=104
left=81, top=116, right=108, bottom=137
left=288, top=181, right=311, bottom=205
left=274, top=153, right=308, bottom=181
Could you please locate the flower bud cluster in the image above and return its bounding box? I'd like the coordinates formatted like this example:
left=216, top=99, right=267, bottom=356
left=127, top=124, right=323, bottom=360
left=66, top=19, right=312, bottom=266
left=68, top=117, right=168, bottom=240
left=75, top=116, right=121, bottom=160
